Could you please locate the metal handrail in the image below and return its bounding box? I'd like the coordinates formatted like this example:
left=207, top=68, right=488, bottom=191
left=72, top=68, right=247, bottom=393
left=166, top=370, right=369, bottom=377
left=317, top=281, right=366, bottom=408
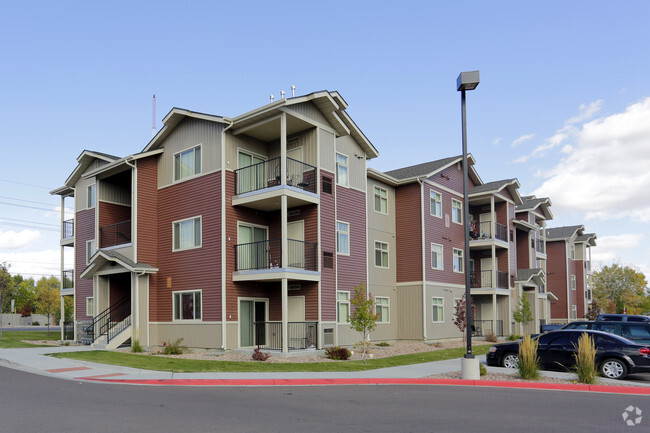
left=99, top=220, right=131, bottom=248
left=91, top=296, right=131, bottom=344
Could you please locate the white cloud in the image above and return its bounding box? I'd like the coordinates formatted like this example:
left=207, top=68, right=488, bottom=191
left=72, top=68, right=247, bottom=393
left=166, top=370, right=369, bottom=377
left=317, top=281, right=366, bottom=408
left=2, top=249, right=69, bottom=278
left=566, top=100, right=603, bottom=124
left=534, top=97, right=650, bottom=220
left=0, top=229, right=41, bottom=250
left=492, top=137, right=502, bottom=146
left=511, top=134, right=535, bottom=147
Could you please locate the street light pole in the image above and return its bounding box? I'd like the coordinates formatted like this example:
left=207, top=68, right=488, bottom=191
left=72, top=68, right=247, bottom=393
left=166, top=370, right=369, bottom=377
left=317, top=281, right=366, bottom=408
left=457, top=70, right=480, bottom=379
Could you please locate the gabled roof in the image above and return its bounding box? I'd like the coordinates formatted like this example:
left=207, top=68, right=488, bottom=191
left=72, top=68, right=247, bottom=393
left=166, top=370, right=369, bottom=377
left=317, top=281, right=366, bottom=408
left=375, top=154, right=481, bottom=186
left=516, top=195, right=553, bottom=220
left=80, top=249, right=158, bottom=279
left=50, top=150, right=120, bottom=195
left=576, top=232, right=597, bottom=246
left=469, top=178, right=523, bottom=205
left=516, top=268, right=545, bottom=286
left=545, top=225, right=585, bottom=241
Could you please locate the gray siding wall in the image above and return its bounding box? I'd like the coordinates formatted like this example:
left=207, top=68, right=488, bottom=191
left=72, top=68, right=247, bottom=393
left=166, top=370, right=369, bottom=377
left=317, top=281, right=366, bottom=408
left=149, top=323, right=223, bottom=348
left=224, top=133, right=267, bottom=172
left=75, top=176, right=96, bottom=212
left=397, top=285, right=423, bottom=340
left=319, top=130, right=335, bottom=173
left=158, top=118, right=223, bottom=188
left=287, top=102, right=330, bottom=125
left=269, top=128, right=318, bottom=167
left=335, top=135, right=367, bottom=191
left=99, top=179, right=131, bottom=206
left=425, top=283, right=465, bottom=341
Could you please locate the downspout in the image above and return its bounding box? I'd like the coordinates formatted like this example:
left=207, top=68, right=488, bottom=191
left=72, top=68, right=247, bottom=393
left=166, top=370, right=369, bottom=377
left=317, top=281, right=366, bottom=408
left=416, top=177, right=427, bottom=340
left=125, top=157, right=138, bottom=346
left=221, top=120, right=233, bottom=349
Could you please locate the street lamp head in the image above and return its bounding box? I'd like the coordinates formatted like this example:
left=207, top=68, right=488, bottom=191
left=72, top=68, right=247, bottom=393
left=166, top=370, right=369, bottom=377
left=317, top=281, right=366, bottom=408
left=457, top=71, right=480, bottom=91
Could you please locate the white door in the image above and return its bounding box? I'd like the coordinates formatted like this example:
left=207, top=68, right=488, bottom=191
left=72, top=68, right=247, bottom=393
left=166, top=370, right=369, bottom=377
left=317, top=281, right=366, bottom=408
left=481, top=258, right=497, bottom=288
left=238, top=151, right=266, bottom=193
left=479, top=213, right=491, bottom=238
left=287, top=220, right=304, bottom=268
left=288, top=296, right=305, bottom=322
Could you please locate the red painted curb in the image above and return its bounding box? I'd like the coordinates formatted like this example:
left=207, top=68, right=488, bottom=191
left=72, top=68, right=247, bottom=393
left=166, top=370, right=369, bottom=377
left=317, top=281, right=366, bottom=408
left=77, top=376, right=650, bottom=394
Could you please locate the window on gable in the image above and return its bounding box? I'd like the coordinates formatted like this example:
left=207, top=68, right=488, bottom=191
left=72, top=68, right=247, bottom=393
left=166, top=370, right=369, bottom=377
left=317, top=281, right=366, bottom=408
left=87, top=184, right=96, bottom=209
left=173, top=290, right=202, bottom=321
left=374, top=186, right=388, bottom=214
left=430, top=191, right=442, bottom=217
left=336, top=153, right=348, bottom=187
left=453, top=248, right=464, bottom=273
left=374, top=241, right=389, bottom=268
left=173, top=216, right=202, bottom=251
left=452, top=199, right=463, bottom=224
left=336, top=221, right=349, bottom=255
left=174, top=145, right=201, bottom=181
left=431, top=243, right=443, bottom=270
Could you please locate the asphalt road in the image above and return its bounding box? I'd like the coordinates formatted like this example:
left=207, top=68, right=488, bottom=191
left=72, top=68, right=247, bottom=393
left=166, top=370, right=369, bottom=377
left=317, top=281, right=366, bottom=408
left=0, top=366, right=647, bottom=433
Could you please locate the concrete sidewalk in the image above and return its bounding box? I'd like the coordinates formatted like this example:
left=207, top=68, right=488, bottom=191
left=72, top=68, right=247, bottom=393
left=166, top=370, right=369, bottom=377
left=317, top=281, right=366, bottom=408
left=1, top=346, right=649, bottom=394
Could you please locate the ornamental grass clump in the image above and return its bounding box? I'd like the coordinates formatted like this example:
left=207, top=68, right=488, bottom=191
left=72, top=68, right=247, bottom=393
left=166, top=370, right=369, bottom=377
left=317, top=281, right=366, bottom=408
left=517, top=334, right=540, bottom=380
left=573, top=333, right=598, bottom=384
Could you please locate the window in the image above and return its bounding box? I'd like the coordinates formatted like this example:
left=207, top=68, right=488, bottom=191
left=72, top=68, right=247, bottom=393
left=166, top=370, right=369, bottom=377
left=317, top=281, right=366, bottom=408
left=323, top=251, right=334, bottom=269
left=432, top=297, right=444, bottom=323
left=174, top=145, right=201, bottom=181
left=173, top=290, right=202, bottom=321
left=431, top=243, right=443, bottom=270
left=451, top=199, right=463, bottom=224
left=86, top=297, right=94, bottom=317
left=86, top=239, right=96, bottom=264
left=322, top=176, right=333, bottom=194
left=571, top=304, right=577, bottom=320
left=569, top=244, right=575, bottom=260
left=337, top=291, right=350, bottom=323
left=173, top=217, right=202, bottom=251
left=87, top=184, right=96, bottom=209
left=571, top=275, right=576, bottom=290
left=336, top=221, right=349, bottom=255
left=374, top=241, right=389, bottom=268
left=376, top=297, right=390, bottom=323
left=453, top=248, right=464, bottom=273
left=430, top=191, right=442, bottom=217
left=336, top=153, right=348, bottom=186
left=374, top=186, right=388, bottom=214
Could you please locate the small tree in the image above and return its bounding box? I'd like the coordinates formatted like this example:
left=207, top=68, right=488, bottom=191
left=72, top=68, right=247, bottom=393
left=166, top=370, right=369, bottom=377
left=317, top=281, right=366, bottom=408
left=585, top=302, right=600, bottom=321
left=453, top=293, right=476, bottom=343
left=513, top=292, right=533, bottom=332
left=348, top=283, right=379, bottom=364
left=34, top=277, right=60, bottom=335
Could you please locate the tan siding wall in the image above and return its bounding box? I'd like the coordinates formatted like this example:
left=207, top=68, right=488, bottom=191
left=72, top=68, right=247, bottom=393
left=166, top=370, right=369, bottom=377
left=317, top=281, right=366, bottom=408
left=370, top=285, right=398, bottom=341
left=268, top=128, right=318, bottom=167
left=157, top=118, right=223, bottom=188
left=149, top=323, right=222, bottom=348
left=335, top=135, right=366, bottom=191
left=287, top=102, right=330, bottom=125
left=319, top=130, right=335, bottom=173
left=224, top=132, right=268, bottom=173
left=75, top=176, right=96, bottom=212
left=397, top=285, right=423, bottom=339
left=426, top=284, right=464, bottom=340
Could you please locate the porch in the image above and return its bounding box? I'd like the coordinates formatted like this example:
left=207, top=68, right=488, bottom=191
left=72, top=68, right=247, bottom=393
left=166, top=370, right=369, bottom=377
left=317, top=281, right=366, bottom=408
left=245, top=321, right=319, bottom=351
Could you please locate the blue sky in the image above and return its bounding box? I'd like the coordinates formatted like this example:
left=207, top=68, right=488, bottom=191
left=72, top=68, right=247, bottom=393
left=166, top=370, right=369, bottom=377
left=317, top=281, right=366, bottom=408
left=2, top=0, right=650, bottom=278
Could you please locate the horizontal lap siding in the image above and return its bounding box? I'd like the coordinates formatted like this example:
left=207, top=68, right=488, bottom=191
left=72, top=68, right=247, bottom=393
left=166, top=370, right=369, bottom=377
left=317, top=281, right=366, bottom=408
left=109, top=274, right=130, bottom=305
left=336, top=186, right=367, bottom=293
left=396, top=183, right=422, bottom=282
left=320, top=171, right=336, bottom=321
left=75, top=209, right=95, bottom=320
left=98, top=202, right=131, bottom=228
left=155, top=171, right=221, bottom=322
left=547, top=241, right=567, bottom=318
left=137, top=157, right=159, bottom=319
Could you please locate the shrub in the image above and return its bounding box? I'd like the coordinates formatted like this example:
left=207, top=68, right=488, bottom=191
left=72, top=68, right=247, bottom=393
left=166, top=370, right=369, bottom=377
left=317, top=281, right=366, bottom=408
left=375, top=342, right=390, bottom=347
left=161, top=338, right=186, bottom=355
left=518, top=334, right=540, bottom=380
left=252, top=348, right=271, bottom=361
left=485, top=331, right=498, bottom=343
left=573, top=333, right=598, bottom=384
left=507, top=334, right=521, bottom=341
left=132, top=339, right=144, bottom=353
left=325, top=346, right=351, bottom=360
left=479, top=363, right=487, bottom=376
left=32, top=321, right=40, bottom=326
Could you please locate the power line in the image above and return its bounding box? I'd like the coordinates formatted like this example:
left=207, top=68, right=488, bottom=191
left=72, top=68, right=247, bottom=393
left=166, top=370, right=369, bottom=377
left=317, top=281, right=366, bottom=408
left=0, top=222, right=59, bottom=232
left=0, top=179, right=51, bottom=190
left=0, top=201, right=57, bottom=212
left=0, top=195, right=59, bottom=208
left=0, top=217, right=58, bottom=228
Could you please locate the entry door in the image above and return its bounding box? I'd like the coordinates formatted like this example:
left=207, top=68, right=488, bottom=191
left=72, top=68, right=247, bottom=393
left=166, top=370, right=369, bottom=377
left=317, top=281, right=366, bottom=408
left=479, top=213, right=491, bottom=238
left=240, top=300, right=267, bottom=347
left=288, top=296, right=306, bottom=322
left=287, top=220, right=304, bottom=268
left=286, top=147, right=304, bottom=185
left=238, top=151, right=266, bottom=193
left=237, top=225, right=268, bottom=270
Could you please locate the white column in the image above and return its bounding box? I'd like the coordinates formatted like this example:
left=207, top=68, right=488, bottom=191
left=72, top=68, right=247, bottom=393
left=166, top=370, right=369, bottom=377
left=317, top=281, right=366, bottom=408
left=282, top=278, right=288, bottom=353
left=281, top=193, right=288, bottom=353
left=280, top=113, right=287, bottom=186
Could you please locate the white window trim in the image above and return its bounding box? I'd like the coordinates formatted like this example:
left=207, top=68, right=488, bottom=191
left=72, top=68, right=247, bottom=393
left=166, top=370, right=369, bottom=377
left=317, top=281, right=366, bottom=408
left=431, top=242, right=444, bottom=270
left=172, top=289, right=203, bottom=322
left=451, top=198, right=463, bottom=225
left=571, top=304, right=577, bottom=319
left=86, top=297, right=94, bottom=317
left=453, top=248, right=464, bottom=273
left=173, top=144, right=202, bottom=183
left=336, top=152, right=349, bottom=187
left=337, top=291, right=350, bottom=324
left=374, top=241, right=389, bottom=269
left=432, top=297, right=444, bottom=323
left=374, top=186, right=388, bottom=215
left=571, top=274, right=576, bottom=290
left=375, top=296, right=390, bottom=324
left=172, top=216, right=202, bottom=252
left=237, top=148, right=268, bottom=168
left=87, top=184, right=96, bottom=209
left=430, top=190, right=442, bottom=218
left=336, top=221, right=350, bottom=256
left=86, top=239, right=96, bottom=265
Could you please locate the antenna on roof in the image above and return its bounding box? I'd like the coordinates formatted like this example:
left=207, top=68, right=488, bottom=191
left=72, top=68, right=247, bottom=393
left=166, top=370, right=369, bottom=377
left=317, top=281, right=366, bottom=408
left=270, top=94, right=274, bottom=103
left=152, top=94, right=157, bottom=138
left=280, top=90, right=285, bottom=99
left=291, top=84, right=296, bottom=97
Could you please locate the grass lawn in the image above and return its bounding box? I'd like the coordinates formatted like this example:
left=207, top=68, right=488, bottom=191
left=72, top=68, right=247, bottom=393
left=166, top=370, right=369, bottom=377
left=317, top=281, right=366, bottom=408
left=50, top=344, right=491, bottom=373
left=0, top=330, right=61, bottom=348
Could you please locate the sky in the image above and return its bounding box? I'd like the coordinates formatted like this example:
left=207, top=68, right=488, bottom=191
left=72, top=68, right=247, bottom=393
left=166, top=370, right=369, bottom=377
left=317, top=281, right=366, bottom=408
left=1, top=0, right=650, bottom=280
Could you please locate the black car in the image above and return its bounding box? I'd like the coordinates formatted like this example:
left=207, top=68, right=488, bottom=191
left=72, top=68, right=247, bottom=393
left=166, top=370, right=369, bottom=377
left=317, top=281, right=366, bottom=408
left=562, top=321, right=650, bottom=345
left=486, top=329, right=650, bottom=379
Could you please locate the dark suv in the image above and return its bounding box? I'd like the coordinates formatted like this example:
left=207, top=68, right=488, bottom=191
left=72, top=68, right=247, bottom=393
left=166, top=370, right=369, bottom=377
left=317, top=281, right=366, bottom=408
left=562, top=321, right=650, bottom=344
left=596, top=314, right=650, bottom=322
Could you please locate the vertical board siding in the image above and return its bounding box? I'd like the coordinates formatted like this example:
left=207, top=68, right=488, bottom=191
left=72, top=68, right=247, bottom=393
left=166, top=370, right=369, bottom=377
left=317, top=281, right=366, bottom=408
left=75, top=208, right=95, bottom=320
left=335, top=135, right=367, bottom=191
left=268, top=128, right=318, bottom=167
left=395, top=183, right=422, bottom=282
left=154, top=171, right=221, bottom=322
left=287, top=102, right=330, bottom=125
left=224, top=132, right=268, bottom=174
left=320, top=170, right=336, bottom=321
left=397, top=285, right=423, bottom=339
left=335, top=186, right=367, bottom=292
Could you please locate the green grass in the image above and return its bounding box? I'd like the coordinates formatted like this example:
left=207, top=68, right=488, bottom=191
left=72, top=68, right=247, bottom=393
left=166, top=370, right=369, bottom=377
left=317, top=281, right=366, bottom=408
left=50, top=344, right=491, bottom=373
left=0, top=330, right=60, bottom=348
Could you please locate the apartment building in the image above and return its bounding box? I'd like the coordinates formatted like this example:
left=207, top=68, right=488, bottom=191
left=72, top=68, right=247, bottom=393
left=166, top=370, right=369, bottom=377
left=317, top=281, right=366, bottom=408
left=545, top=225, right=597, bottom=322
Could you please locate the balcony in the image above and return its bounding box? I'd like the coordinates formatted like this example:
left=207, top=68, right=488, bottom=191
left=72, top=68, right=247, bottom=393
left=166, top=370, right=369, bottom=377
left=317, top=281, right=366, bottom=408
left=61, top=269, right=74, bottom=295
left=470, top=270, right=508, bottom=290
left=249, top=321, right=318, bottom=351
left=470, top=221, right=508, bottom=249
left=233, top=157, right=318, bottom=211
left=61, top=219, right=74, bottom=245
left=234, top=238, right=319, bottom=281
left=100, top=220, right=131, bottom=248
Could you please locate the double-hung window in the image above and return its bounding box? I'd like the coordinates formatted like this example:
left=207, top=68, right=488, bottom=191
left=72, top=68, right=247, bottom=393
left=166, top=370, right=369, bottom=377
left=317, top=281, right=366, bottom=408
left=174, top=145, right=201, bottom=181
left=571, top=275, right=576, bottom=290
left=432, top=297, right=444, bottom=323
left=431, top=243, right=443, bottom=270
left=173, top=290, right=202, bottom=321
left=86, top=239, right=96, bottom=264
left=87, top=184, right=96, bottom=209
left=453, top=248, right=464, bottom=273
left=173, top=216, right=202, bottom=251
left=86, top=297, right=94, bottom=317
left=374, top=186, right=388, bottom=214
left=337, top=291, right=350, bottom=323
left=569, top=244, right=576, bottom=260
left=451, top=198, right=463, bottom=224
left=336, top=153, right=348, bottom=187
left=336, top=221, right=349, bottom=255
left=374, top=241, right=389, bottom=268
left=430, top=191, right=442, bottom=217
left=375, top=297, right=390, bottom=323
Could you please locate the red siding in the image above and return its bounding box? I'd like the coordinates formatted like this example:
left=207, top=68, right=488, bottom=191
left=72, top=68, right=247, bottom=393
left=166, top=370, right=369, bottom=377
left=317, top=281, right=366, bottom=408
left=320, top=171, right=336, bottom=321
left=547, top=240, right=568, bottom=318
left=336, top=186, right=367, bottom=291
left=396, top=183, right=422, bottom=282
left=516, top=228, right=530, bottom=269
left=137, top=157, right=159, bottom=317
left=75, top=208, right=95, bottom=320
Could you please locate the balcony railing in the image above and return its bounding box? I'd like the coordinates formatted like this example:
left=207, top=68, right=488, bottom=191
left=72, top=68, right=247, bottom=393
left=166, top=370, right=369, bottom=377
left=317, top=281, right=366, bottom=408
left=471, top=221, right=507, bottom=242
left=235, top=238, right=318, bottom=271
left=235, top=157, right=317, bottom=195
left=252, top=321, right=318, bottom=350
left=63, top=219, right=74, bottom=239
left=62, top=269, right=74, bottom=289
left=470, top=270, right=508, bottom=289
left=99, top=220, right=131, bottom=248
left=472, top=320, right=504, bottom=337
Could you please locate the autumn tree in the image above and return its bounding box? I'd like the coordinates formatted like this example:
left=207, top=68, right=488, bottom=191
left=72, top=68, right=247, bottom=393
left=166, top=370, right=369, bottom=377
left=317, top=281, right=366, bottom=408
left=453, top=293, right=476, bottom=344
left=591, top=264, right=648, bottom=314
left=348, top=283, right=379, bottom=364
left=34, top=277, right=60, bottom=335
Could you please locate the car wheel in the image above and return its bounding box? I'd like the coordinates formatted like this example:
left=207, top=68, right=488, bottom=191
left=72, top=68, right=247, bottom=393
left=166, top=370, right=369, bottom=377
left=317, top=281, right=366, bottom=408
left=502, top=352, right=519, bottom=369
left=600, top=358, right=628, bottom=380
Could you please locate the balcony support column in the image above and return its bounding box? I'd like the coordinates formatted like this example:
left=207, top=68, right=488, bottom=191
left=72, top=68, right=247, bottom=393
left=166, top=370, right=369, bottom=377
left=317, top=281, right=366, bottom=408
left=280, top=113, right=287, bottom=186
left=492, top=292, right=497, bottom=336
left=281, top=192, right=289, bottom=353
left=281, top=278, right=288, bottom=353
